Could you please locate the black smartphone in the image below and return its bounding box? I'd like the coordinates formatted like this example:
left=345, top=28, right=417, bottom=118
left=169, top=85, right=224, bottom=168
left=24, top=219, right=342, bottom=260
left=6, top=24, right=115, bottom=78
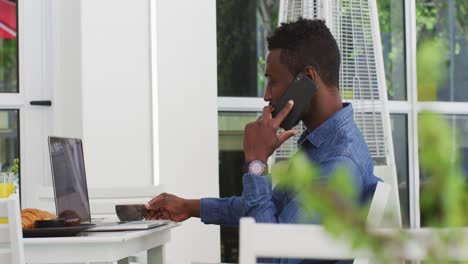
left=270, top=72, right=317, bottom=130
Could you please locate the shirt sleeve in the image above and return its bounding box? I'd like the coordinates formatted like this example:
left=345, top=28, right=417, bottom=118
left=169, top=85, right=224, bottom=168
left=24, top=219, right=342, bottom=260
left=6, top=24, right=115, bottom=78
left=200, top=173, right=280, bottom=226
left=241, top=173, right=279, bottom=223
left=200, top=156, right=364, bottom=227
left=200, top=196, right=243, bottom=226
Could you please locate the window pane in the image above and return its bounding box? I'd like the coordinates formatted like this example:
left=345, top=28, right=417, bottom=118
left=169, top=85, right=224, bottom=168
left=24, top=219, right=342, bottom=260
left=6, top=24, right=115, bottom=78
left=217, top=0, right=279, bottom=97
left=419, top=114, right=468, bottom=226
left=390, top=114, right=410, bottom=227
left=218, top=112, right=258, bottom=263
left=377, top=0, right=407, bottom=100
left=0, top=0, right=18, bottom=93
left=416, top=0, right=468, bottom=101
left=0, top=110, right=19, bottom=192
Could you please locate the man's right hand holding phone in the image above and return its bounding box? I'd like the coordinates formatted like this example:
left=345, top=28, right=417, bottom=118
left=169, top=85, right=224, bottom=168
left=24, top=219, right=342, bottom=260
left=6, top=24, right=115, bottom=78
left=243, top=100, right=298, bottom=164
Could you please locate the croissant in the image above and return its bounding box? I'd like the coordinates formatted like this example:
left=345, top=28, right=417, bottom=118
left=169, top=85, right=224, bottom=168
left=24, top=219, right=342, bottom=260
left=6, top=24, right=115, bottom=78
left=21, top=208, right=57, bottom=229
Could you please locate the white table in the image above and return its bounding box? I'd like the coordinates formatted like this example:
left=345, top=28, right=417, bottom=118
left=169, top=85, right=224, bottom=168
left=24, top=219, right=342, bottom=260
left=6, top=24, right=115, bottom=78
left=24, top=222, right=179, bottom=263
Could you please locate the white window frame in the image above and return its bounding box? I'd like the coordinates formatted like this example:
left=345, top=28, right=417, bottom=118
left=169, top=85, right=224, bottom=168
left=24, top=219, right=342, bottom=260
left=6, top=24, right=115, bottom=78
left=0, top=0, right=54, bottom=209
left=150, top=0, right=160, bottom=186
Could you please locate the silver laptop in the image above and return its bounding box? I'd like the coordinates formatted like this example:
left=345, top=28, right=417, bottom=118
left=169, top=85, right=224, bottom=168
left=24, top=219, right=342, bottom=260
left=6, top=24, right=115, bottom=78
left=48, top=136, right=168, bottom=231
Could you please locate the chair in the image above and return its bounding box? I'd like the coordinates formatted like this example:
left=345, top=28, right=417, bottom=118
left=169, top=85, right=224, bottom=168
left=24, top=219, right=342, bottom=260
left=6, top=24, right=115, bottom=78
left=238, top=182, right=391, bottom=264
left=0, top=194, right=25, bottom=264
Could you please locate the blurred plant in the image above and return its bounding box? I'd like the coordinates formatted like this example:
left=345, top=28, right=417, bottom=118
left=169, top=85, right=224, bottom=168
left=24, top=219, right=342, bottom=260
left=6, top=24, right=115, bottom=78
left=271, top=110, right=468, bottom=262
left=272, top=152, right=399, bottom=263
left=377, top=0, right=468, bottom=100
left=417, top=39, right=448, bottom=100
left=270, top=34, right=468, bottom=262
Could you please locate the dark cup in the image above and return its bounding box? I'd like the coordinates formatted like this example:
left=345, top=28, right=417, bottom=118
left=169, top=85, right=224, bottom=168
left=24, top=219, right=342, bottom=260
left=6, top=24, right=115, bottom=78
left=115, top=204, right=148, bottom=222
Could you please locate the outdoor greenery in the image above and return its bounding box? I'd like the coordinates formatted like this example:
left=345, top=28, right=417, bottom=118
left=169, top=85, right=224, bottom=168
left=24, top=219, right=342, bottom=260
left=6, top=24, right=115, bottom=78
left=377, top=0, right=468, bottom=101
left=415, top=0, right=468, bottom=101
left=377, top=0, right=405, bottom=100
left=216, top=0, right=279, bottom=98
left=216, top=0, right=257, bottom=97
left=0, top=39, right=17, bottom=93
left=10, top=158, right=19, bottom=174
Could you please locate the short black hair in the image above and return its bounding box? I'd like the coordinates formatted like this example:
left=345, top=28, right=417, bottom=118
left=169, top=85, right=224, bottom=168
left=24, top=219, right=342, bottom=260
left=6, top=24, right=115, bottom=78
left=267, top=18, right=340, bottom=88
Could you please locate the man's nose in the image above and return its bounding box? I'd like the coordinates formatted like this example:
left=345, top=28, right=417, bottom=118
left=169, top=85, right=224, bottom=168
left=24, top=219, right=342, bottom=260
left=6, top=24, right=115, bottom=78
left=263, top=87, right=272, bottom=102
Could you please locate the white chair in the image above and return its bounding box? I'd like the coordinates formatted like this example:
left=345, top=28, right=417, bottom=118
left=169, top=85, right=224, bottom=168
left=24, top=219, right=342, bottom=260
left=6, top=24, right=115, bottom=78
left=0, top=194, right=25, bottom=264
left=238, top=182, right=391, bottom=264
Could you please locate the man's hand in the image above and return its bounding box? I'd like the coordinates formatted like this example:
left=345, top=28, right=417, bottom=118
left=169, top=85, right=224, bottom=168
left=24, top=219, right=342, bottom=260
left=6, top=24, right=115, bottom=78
left=145, top=193, right=200, bottom=222
left=243, top=100, right=299, bottom=163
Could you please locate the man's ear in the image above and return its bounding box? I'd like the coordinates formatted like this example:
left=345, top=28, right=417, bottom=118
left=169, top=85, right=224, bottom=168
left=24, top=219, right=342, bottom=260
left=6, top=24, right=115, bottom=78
left=304, top=66, right=317, bottom=82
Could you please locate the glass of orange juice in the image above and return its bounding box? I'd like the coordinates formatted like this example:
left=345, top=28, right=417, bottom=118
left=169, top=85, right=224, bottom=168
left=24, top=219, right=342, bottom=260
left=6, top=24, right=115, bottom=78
left=0, top=172, right=15, bottom=223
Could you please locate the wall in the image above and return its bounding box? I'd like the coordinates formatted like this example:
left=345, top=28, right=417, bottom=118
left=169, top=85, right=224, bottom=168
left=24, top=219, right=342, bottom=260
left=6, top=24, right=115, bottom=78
left=156, top=0, right=220, bottom=263
left=80, top=0, right=153, bottom=188
left=50, top=0, right=83, bottom=141
left=32, top=0, right=220, bottom=262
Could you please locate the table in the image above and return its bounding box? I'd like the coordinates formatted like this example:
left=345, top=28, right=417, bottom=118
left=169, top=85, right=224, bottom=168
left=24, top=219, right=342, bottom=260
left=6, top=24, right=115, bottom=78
left=24, top=222, right=179, bottom=263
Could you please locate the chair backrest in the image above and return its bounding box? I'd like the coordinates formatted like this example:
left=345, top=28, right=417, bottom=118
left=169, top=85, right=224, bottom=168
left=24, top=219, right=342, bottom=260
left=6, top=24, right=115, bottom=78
left=238, top=182, right=391, bottom=264
left=353, top=182, right=391, bottom=264
left=366, top=182, right=391, bottom=228
left=0, top=194, right=25, bottom=264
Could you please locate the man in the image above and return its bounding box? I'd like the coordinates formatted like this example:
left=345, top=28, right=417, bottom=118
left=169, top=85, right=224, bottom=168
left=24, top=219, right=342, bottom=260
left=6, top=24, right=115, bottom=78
left=146, top=18, right=381, bottom=263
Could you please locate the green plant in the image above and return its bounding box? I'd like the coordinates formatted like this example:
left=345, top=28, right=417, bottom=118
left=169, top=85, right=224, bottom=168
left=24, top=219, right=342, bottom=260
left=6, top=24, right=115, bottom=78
left=270, top=34, right=468, bottom=261
left=271, top=110, right=468, bottom=262
left=10, top=158, right=19, bottom=174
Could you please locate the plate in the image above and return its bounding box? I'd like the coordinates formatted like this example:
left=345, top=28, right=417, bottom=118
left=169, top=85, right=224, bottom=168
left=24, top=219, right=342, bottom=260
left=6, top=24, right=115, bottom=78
left=23, top=224, right=94, bottom=238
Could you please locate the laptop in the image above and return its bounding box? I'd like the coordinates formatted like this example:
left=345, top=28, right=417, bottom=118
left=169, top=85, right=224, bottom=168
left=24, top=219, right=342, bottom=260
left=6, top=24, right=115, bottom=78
left=48, top=136, right=168, bottom=231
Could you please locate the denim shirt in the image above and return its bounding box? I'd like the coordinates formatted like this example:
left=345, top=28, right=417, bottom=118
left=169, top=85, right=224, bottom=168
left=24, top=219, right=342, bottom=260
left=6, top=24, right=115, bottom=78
left=200, top=103, right=382, bottom=264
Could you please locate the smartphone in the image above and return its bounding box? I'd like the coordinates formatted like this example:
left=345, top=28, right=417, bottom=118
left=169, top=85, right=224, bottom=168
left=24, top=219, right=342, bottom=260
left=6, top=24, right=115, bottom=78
left=270, top=72, right=317, bottom=130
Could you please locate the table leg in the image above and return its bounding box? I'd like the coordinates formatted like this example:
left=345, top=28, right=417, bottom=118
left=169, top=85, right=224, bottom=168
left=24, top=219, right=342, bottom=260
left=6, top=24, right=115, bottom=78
left=147, top=245, right=164, bottom=264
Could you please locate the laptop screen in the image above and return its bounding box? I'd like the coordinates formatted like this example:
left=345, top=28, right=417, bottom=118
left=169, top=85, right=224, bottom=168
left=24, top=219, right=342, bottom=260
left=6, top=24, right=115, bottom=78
left=49, top=137, right=91, bottom=222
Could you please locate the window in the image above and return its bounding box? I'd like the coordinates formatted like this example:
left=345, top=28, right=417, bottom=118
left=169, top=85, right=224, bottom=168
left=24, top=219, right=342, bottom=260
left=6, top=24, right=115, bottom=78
left=0, top=0, right=18, bottom=93
left=217, top=0, right=278, bottom=262
left=377, top=0, right=411, bottom=226
left=416, top=0, right=468, bottom=102
left=216, top=0, right=468, bottom=260
left=0, top=110, right=18, bottom=171
left=218, top=112, right=259, bottom=263
left=0, top=0, right=19, bottom=189
left=419, top=114, right=468, bottom=226
left=217, top=0, right=278, bottom=97
left=390, top=114, right=409, bottom=227
left=378, top=0, right=407, bottom=100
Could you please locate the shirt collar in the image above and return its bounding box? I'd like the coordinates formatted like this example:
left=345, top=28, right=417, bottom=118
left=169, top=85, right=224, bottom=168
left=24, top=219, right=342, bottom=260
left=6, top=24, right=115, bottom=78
left=298, top=103, right=354, bottom=147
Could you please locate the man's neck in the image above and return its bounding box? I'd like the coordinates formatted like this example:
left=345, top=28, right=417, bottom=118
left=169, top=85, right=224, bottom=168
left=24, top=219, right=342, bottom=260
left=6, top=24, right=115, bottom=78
left=303, top=88, right=342, bottom=132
